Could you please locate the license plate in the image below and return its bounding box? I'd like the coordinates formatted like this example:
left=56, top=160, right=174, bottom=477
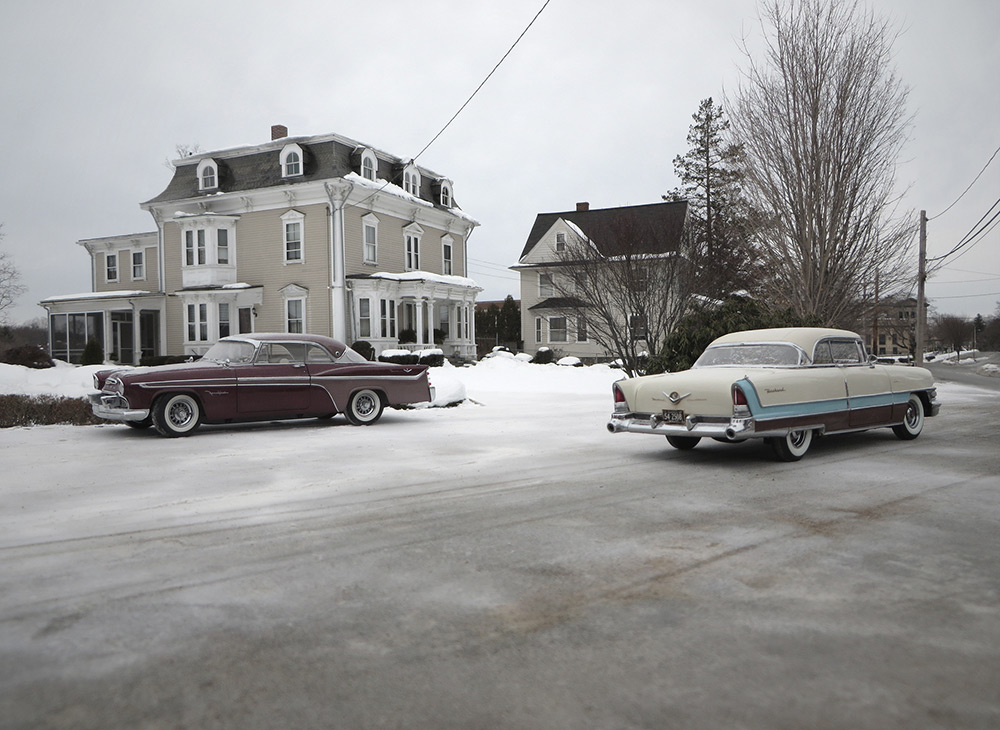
left=661, top=409, right=684, bottom=424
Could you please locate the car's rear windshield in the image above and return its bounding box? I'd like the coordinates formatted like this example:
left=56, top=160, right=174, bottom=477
left=694, top=343, right=802, bottom=367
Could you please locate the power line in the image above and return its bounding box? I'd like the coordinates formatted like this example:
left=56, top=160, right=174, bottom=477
left=413, top=0, right=552, bottom=163
left=928, top=142, right=1000, bottom=221
left=931, top=290, right=1000, bottom=300
left=927, top=195, right=1000, bottom=265
left=346, top=0, right=552, bottom=212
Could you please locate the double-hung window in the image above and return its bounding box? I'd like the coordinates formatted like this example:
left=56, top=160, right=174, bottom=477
left=286, top=298, right=304, bottom=333
left=535, top=317, right=543, bottom=343
left=197, top=229, right=207, bottom=265
left=362, top=214, right=378, bottom=264
left=549, top=316, right=568, bottom=343
left=106, top=253, right=118, bottom=282
left=380, top=299, right=396, bottom=338
left=404, top=223, right=423, bottom=272
left=185, top=231, right=195, bottom=266
left=132, top=251, right=144, bottom=280
left=359, top=299, right=372, bottom=338
left=539, top=273, right=555, bottom=297
left=282, top=211, right=304, bottom=263
left=187, top=303, right=208, bottom=342
left=442, top=237, right=453, bottom=275
left=217, top=229, right=229, bottom=264
left=219, top=303, right=231, bottom=338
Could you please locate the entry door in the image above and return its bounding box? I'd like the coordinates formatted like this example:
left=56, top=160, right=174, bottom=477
left=111, top=311, right=134, bottom=364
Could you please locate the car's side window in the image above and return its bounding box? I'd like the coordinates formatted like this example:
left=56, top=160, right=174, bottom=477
left=262, top=343, right=306, bottom=364
left=813, top=342, right=833, bottom=365
left=306, top=345, right=335, bottom=364
left=830, top=340, right=862, bottom=364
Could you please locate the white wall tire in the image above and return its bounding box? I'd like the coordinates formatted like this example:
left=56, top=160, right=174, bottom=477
left=892, top=394, right=924, bottom=440
left=345, top=389, right=384, bottom=426
left=152, top=394, right=201, bottom=437
left=770, top=429, right=813, bottom=461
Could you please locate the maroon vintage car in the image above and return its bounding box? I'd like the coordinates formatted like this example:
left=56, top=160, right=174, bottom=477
left=90, top=333, right=433, bottom=436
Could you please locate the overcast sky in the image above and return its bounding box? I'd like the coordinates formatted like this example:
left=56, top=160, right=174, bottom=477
left=1, top=0, right=998, bottom=326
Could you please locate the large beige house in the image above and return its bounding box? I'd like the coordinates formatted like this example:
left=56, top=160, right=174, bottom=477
left=42, top=126, right=481, bottom=363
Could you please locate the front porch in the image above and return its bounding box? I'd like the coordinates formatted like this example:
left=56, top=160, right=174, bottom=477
left=348, top=272, right=482, bottom=360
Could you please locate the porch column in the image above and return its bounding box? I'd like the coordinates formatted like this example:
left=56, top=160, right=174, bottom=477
left=415, top=299, right=425, bottom=347
left=427, top=297, right=437, bottom=346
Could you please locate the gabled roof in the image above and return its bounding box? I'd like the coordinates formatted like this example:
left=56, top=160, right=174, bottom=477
left=143, top=131, right=453, bottom=209
left=519, top=200, right=688, bottom=261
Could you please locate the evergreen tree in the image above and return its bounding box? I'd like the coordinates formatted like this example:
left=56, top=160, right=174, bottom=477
left=498, top=295, right=520, bottom=343
left=664, top=98, right=753, bottom=299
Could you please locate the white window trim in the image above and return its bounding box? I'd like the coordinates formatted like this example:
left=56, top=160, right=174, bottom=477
left=281, top=284, right=309, bottom=334
left=186, top=302, right=210, bottom=343
left=404, top=222, right=423, bottom=272
left=555, top=231, right=566, bottom=252
left=358, top=297, right=373, bottom=339
left=281, top=210, right=305, bottom=265
left=131, top=250, right=145, bottom=281
left=535, top=316, right=543, bottom=344
left=360, top=149, right=378, bottom=181
left=539, top=272, right=554, bottom=297
left=280, top=143, right=304, bottom=178
left=105, top=251, right=119, bottom=283
left=362, top=213, right=379, bottom=265
left=548, top=315, right=568, bottom=343
left=439, top=179, right=453, bottom=207
left=441, top=235, right=454, bottom=276
left=403, top=164, right=421, bottom=197
left=197, top=158, right=218, bottom=191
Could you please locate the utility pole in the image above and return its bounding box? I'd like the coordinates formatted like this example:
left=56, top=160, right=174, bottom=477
left=915, top=210, right=927, bottom=366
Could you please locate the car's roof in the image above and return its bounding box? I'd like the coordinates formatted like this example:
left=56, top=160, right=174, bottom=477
left=709, top=327, right=861, bottom=351
left=221, top=333, right=348, bottom=350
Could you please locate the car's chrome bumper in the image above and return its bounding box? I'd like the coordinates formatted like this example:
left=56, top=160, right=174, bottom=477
left=89, top=393, right=150, bottom=422
left=607, top=412, right=795, bottom=440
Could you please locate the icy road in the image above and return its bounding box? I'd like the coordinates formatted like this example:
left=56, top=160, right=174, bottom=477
left=1, top=366, right=998, bottom=730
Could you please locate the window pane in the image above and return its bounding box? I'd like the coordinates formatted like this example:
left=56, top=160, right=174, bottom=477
left=219, top=303, right=230, bottom=338
left=217, top=229, right=229, bottom=264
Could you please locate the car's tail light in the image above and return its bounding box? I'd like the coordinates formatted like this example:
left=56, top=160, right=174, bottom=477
left=613, top=383, right=629, bottom=413
left=732, top=386, right=750, bottom=417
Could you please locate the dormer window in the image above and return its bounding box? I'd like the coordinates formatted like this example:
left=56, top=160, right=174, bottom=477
left=197, top=159, right=218, bottom=191
left=360, top=149, right=378, bottom=181
left=440, top=183, right=452, bottom=207
left=402, top=165, right=421, bottom=196
left=281, top=144, right=304, bottom=178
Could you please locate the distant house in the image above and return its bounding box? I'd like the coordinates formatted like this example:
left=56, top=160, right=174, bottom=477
left=866, top=296, right=919, bottom=358
left=41, top=126, right=481, bottom=363
left=512, top=200, right=689, bottom=361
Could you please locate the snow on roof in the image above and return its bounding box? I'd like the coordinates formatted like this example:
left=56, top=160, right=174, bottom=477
left=40, top=290, right=159, bottom=303
left=368, top=271, right=482, bottom=290
left=343, top=173, right=479, bottom=226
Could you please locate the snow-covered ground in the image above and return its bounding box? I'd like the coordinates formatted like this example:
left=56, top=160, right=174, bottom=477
left=0, top=357, right=626, bottom=404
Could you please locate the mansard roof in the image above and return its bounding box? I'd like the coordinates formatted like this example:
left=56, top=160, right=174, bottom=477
left=143, top=131, right=453, bottom=208
left=519, top=200, right=688, bottom=261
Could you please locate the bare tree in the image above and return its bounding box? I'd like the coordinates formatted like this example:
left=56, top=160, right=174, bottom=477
left=0, top=224, right=26, bottom=323
left=547, top=212, right=691, bottom=376
left=729, top=0, right=916, bottom=327
left=933, top=314, right=971, bottom=360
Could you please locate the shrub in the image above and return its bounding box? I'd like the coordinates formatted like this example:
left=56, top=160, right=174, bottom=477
left=0, top=395, right=102, bottom=428
left=530, top=347, right=554, bottom=365
left=418, top=350, right=445, bottom=367
left=379, top=352, right=420, bottom=365
left=398, top=328, right=417, bottom=344
left=350, top=340, right=376, bottom=361
left=81, top=338, right=104, bottom=366
left=1, top=344, right=54, bottom=369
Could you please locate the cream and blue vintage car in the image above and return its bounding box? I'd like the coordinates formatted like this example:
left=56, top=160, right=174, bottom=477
left=608, top=327, right=940, bottom=461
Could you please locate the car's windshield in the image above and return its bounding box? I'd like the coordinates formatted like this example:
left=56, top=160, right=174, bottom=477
left=694, top=343, right=802, bottom=367
left=202, top=340, right=256, bottom=363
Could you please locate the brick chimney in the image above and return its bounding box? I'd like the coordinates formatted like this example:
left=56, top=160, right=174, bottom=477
left=271, top=124, right=288, bottom=140
left=576, top=201, right=590, bottom=212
